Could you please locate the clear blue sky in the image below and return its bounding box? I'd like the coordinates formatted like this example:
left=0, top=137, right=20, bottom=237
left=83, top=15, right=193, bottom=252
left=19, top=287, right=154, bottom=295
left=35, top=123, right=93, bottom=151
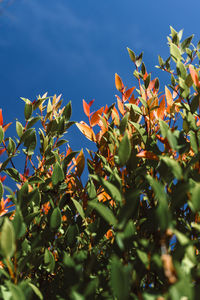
left=0, top=0, right=200, bottom=181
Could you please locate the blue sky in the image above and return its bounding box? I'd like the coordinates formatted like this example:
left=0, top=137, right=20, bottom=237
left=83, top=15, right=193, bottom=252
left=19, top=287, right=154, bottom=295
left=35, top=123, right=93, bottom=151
left=1, top=0, right=200, bottom=183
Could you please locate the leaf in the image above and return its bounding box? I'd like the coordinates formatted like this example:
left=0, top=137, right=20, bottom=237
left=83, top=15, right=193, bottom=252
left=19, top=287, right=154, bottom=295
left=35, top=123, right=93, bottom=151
left=89, top=201, right=117, bottom=226
left=16, top=121, right=23, bottom=138
left=190, top=94, right=200, bottom=114
left=0, top=126, right=4, bottom=144
left=165, top=86, right=173, bottom=107
left=127, top=47, right=136, bottom=63
left=146, top=175, right=170, bottom=231
left=161, top=157, right=182, bottom=180
left=72, top=198, right=85, bottom=220
left=110, top=256, right=130, bottom=300
left=91, top=175, right=122, bottom=203
left=90, top=107, right=104, bottom=127
left=137, top=150, right=159, bottom=161
left=76, top=121, right=96, bottom=142
left=0, top=218, right=16, bottom=258
left=125, top=103, right=142, bottom=115
left=0, top=181, right=3, bottom=199
left=52, top=162, right=64, bottom=185
left=191, top=183, right=200, bottom=212
left=159, top=119, right=169, bottom=138
left=63, top=101, right=72, bottom=121
left=75, top=149, right=85, bottom=177
left=170, top=43, right=182, bottom=61
left=156, top=96, right=165, bottom=120
left=124, top=87, right=135, bottom=101
left=119, top=112, right=129, bottom=134
left=115, top=73, right=123, bottom=91
left=189, top=65, right=200, bottom=88
left=0, top=109, right=3, bottom=126
left=44, top=249, right=55, bottom=272
left=6, top=282, right=25, bottom=300
left=118, top=132, right=131, bottom=165
left=50, top=207, right=62, bottom=230
left=28, top=283, right=43, bottom=300
left=82, top=99, right=90, bottom=117
left=24, top=103, right=33, bottom=120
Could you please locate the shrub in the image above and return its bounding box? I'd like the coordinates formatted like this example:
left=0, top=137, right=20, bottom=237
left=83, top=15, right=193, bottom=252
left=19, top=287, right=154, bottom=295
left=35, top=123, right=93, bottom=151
left=0, top=27, right=200, bottom=299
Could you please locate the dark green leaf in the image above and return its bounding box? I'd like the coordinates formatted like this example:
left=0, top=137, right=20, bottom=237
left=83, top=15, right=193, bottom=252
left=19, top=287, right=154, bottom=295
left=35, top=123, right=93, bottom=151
left=118, top=132, right=131, bottom=166
left=52, top=162, right=64, bottom=185
left=50, top=207, right=62, bottom=230
left=89, top=201, right=117, bottom=226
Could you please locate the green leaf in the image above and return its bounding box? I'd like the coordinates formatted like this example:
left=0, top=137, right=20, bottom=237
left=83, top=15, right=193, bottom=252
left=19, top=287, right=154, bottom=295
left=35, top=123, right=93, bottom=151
left=44, top=249, right=55, bottom=273
left=159, top=119, right=169, bottom=138
left=110, top=256, right=130, bottom=300
left=181, top=35, right=193, bottom=50
left=50, top=207, right=62, bottom=230
left=16, top=121, right=23, bottom=138
left=146, top=175, right=170, bottom=231
left=170, top=43, right=182, bottom=61
left=119, top=113, right=129, bottom=134
left=12, top=210, right=26, bottom=239
left=63, top=101, right=72, bottom=121
left=190, top=94, right=200, bottom=114
left=176, top=60, right=187, bottom=79
left=52, top=162, right=64, bottom=185
left=0, top=218, right=16, bottom=258
left=4, top=168, right=21, bottom=182
left=125, top=103, right=142, bottom=115
left=127, top=47, right=136, bottom=63
left=191, top=183, right=200, bottom=212
left=161, top=157, right=182, bottom=180
left=24, top=103, right=33, bottom=120
left=91, top=175, right=122, bottom=203
left=72, top=198, right=85, bottom=220
left=189, top=131, right=198, bottom=154
left=0, top=126, right=4, bottom=144
left=0, top=181, right=3, bottom=200
left=28, top=283, right=43, bottom=300
left=7, top=138, right=16, bottom=154
left=135, top=52, right=143, bottom=67
left=89, top=201, right=117, bottom=226
left=26, top=116, right=40, bottom=129
left=6, top=282, right=25, bottom=300
left=62, top=151, right=79, bottom=174
left=137, top=249, right=149, bottom=267
left=118, top=132, right=131, bottom=166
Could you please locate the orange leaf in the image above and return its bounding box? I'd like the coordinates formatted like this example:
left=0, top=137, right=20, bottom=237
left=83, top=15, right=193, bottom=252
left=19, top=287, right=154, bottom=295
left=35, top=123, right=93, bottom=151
left=3, top=122, right=12, bottom=132
left=115, top=73, right=123, bottom=91
left=111, top=107, right=120, bottom=125
left=124, top=87, right=135, bottom=101
left=75, top=149, right=85, bottom=177
left=165, top=86, right=173, bottom=109
left=117, top=98, right=125, bottom=115
left=0, top=109, right=3, bottom=126
left=83, top=99, right=90, bottom=117
left=90, top=107, right=104, bottom=127
left=136, top=150, right=159, bottom=160
left=76, top=121, right=96, bottom=142
left=189, top=65, right=200, bottom=88
left=156, top=96, right=165, bottom=120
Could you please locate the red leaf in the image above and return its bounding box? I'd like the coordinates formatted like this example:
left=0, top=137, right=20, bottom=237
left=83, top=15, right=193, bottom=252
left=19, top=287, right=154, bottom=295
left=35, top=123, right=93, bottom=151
left=88, top=99, right=95, bottom=108
left=136, top=150, right=159, bottom=160
left=0, top=148, right=5, bottom=156
left=0, top=109, right=3, bottom=126
left=90, top=107, right=104, bottom=127
left=165, top=86, right=173, bottom=108
left=189, top=65, right=200, bottom=88
left=3, top=122, right=12, bottom=132
left=124, top=87, right=135, bottom=101
left=83, top=100, right=90, bottom=117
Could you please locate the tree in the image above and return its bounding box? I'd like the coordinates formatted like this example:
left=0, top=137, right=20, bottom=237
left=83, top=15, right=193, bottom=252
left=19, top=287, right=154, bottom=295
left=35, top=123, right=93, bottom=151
left=0, top=26, right=200, bottom=299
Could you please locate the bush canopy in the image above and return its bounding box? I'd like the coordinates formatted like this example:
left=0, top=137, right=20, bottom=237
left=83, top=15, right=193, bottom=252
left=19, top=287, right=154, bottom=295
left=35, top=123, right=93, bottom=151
left=0, top=27, right=200, bottom=299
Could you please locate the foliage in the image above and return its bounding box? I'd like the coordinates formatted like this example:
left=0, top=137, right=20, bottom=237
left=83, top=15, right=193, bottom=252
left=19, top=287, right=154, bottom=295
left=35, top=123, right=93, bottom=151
left=1, top=27, right=200, bottom=299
